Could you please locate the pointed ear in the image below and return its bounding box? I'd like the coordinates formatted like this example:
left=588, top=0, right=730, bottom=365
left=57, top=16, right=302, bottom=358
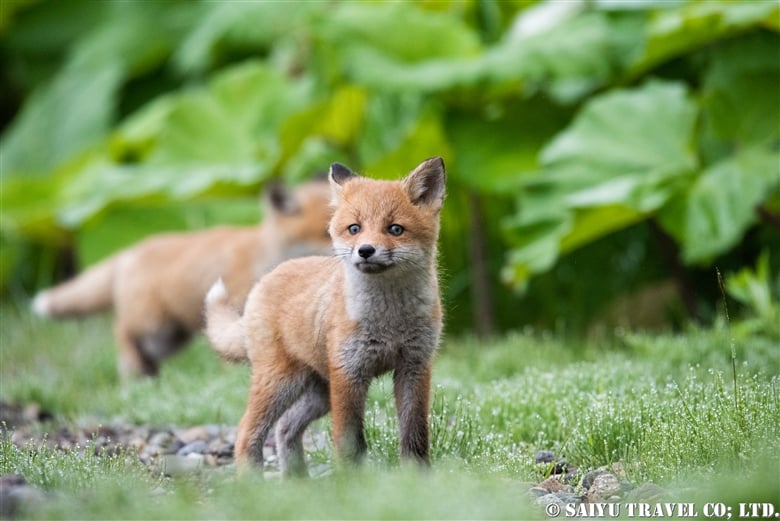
left=329, top=162, right=358, bottom=202
left=402, top=157, right=446, bottom=210
left=329, top=162, right=357, bottom=186
left=265, top=181, right=300, bottom=215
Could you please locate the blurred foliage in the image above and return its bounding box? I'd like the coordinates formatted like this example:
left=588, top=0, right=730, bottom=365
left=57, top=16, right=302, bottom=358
left=1, top=0, right=779, bottom=334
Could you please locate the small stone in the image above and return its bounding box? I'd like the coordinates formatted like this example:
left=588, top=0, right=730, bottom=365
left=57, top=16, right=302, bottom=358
left=176, top=426, right=212, bottom=444
left=534, top=450, right=567, bottom=475
left=161, top=454, right=204, bottom=476
left=555, top=492, right=584, bottom=505
left=528, top=487, right=549, bottom=498
left=535, top=493, right=565, bottom=508
left=534, top=450, right=556, bottom=464
left=539, top=476, right=571, bottom=493
left=207, top=440, right=234, bottom=458
left=177, top=440, right=208, bottom=457
left=586, top=473, right=622, bottom=503
left=581, top=469, right=608, bottom=490
left=148, top=431, right=184, bottom=454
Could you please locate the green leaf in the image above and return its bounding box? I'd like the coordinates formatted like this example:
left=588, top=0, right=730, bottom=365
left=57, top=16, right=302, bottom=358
left=658, top=148, right=780, bottom=264
left=726, top=251, right=775, bottom=320
left=629, top=0, right=780, bottom=77
left=540, top=80, right=698, bottom=179
left=336, top=11, right=638, bottom=103
left=1, top=1, right=185, bottom=175
left=699, top=31, right=780, bottom=160
left=279, top=85, right=368, bottom=163
left=320, top=3, right=481, bottom=64
left=446, top=98, right=574, bottom=193
left=57, top=161, right=268, bottom=228
left=503, top=80, right=699, bottom=288
left=174, top=2, right=317, bottom=73
left=0, top=63, right=123, bottom=175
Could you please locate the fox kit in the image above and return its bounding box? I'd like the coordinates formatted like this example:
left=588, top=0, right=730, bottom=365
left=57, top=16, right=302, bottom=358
left=205, top=157, right=446, bottom=476
left=32, top=179, right=333, bottom=379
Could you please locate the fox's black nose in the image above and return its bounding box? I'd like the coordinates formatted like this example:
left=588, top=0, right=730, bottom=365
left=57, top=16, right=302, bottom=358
left=357, top=244, right=376, bottom=259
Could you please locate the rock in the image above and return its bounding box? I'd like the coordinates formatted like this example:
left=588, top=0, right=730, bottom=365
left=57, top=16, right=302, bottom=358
left=148, top=430, right=184, bottom=455
left=556, top=492, right=584, bottom=505
left=177, top=440, right=208, bottom=457
left=581, top=469, right=608, bottom=490
left=535, top=493, right=565, bottom=508
left=161, top=454, right=204, bottom=476
left=586, top=473, right=622, bottom=503
left=528, top=487, right=549, bottom=498
left=534, top=450, right=556, bottom=464
left=534, top=450, right=567, bottom=475
left=207, top=441, right=234, bottom=458
left=175, top=426, right=219, bottom=445
left=539, top=476, right=572, bottom=493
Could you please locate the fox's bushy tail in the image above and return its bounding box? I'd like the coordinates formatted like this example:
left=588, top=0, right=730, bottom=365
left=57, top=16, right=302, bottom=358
left=31, top=255, right=118, bottom=317
left=204, top=279, right=248, bottom=363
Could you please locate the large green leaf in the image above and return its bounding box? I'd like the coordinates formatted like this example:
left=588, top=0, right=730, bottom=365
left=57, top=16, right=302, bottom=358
left=658, top=148, right=780, bottom=264
left=629, top=0, right=780, bottom=78
left=699, top=31, right=780, bottom=162
left=334, top=10, right=640, bottom=104
left=446, top=97, right=574, bottom=193
left=320, top=2, right=481, bottom=64
left=503, top=80, right=699, bottom=289
left=0, top=2, right=185, bottom=176
left=174, top=2, right=319, bottom=73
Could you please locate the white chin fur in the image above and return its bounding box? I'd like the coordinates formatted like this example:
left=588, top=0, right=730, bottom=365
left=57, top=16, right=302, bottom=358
left=31, top=292, right=52, bottom=317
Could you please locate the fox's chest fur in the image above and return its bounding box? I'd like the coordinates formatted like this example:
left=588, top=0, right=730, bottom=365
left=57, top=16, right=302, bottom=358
left=337, top=269, right=440, bottom=381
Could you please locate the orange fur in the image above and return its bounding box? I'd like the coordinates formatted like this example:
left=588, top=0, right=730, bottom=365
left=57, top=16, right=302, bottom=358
left=205, top=158, right=446, bottom=476
left=33, top=180, right=333, bottom=379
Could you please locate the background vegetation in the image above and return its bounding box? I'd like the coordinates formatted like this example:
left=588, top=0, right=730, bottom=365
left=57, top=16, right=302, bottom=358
left=2, top=0, right=778, bottom=335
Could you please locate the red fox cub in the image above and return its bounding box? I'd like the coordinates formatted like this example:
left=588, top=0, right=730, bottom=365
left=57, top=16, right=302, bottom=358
left=205, top=157, right=446, bottom=477
left=32, top=179, right=333, bottom=379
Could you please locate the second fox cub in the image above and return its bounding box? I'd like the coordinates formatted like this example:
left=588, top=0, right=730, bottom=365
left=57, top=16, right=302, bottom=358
left=32, top=179, right=333, bottom=379
left=205, top=157, right=446, bottom=476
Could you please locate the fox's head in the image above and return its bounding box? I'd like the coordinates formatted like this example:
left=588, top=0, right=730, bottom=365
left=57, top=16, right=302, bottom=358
left=264, top=177, right=334, bottom=259
left=328, top=157, right=446, bottom=275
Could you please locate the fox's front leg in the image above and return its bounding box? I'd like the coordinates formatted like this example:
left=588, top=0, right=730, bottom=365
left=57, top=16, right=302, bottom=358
left=329, top=370, right=370, bottom=464
left=393, top=362, right=432, bottom=465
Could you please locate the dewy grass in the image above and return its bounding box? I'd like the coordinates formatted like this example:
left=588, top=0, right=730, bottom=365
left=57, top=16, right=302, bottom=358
left=1, top=301, right=779, bottom=518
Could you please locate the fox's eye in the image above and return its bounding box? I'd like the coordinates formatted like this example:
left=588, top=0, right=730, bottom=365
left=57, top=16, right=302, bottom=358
left=387, top=224, right=404, bottom=236
left=348, top=224, right=361, bottom=235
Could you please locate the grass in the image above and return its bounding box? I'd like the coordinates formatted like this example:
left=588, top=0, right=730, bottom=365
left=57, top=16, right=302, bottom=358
left=1, top=301, right=779, bottom=519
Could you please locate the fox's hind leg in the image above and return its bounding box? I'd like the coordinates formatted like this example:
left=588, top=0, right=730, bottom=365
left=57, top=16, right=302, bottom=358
left=114, top=324, right=157, bottom=379
left=234, top=366, right=311, bottom=474
left=274, top=375, right=330, bottom=478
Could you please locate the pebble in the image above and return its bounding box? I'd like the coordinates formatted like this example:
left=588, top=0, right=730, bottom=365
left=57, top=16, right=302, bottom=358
left=538, top=476, right=572, bottom=494
left=161, top=454, right=204, bottom=476
left=586, top=473, right=623, bottom=503
left=177, top=440, right=208, bottom=457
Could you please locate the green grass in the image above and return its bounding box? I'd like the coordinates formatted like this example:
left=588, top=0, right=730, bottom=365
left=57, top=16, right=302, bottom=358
left=1, top=302, right=778, bottom=519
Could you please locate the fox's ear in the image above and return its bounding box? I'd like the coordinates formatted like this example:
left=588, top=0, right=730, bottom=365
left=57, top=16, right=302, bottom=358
left=329, top=163, right=357, bottom=186
left=265, top=181, right=300, bottom=215
left=402, top=157, right=446, bottom=210
left=329, top=163, right=358, bottom=203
